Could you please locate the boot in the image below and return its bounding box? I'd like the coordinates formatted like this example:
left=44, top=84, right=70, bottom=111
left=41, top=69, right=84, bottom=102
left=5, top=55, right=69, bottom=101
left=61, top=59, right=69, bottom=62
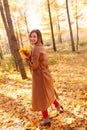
left=40, top=117, right=51, bottom=126
left=57, top=104, right=63, bottom=114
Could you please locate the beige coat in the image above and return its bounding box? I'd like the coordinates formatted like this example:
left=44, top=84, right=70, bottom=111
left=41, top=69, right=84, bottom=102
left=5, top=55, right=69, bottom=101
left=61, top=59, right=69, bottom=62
left=30, top=43, right=56, bottom=111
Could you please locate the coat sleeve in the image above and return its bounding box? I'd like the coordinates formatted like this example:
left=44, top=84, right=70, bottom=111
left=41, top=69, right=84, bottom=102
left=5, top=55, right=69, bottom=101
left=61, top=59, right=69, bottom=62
left=30, top=46, right=40, bottom=70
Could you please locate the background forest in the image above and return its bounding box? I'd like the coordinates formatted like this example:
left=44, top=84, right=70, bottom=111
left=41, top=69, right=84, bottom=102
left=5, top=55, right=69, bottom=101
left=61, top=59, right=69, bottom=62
left=0, top=0, right=87, bottom=130
left=0, top=0, right=87, bottom=55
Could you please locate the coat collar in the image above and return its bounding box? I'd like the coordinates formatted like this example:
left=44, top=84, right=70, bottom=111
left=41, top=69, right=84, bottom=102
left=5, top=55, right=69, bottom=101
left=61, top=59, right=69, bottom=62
left=35, top=42, right=43, bottom=46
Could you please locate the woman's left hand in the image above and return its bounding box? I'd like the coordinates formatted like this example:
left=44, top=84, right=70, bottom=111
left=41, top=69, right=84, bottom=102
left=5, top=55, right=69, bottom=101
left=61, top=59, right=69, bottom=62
left=25, top=59, right=31, bottom=66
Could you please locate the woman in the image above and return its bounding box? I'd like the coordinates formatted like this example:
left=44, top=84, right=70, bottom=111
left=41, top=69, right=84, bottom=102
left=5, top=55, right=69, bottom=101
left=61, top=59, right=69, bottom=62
left=26, top=29, right=62, bottom=126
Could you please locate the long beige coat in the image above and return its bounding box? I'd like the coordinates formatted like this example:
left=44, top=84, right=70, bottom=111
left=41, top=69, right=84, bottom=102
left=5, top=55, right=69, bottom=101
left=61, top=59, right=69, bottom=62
left=29, top=43, right=56, bottom=111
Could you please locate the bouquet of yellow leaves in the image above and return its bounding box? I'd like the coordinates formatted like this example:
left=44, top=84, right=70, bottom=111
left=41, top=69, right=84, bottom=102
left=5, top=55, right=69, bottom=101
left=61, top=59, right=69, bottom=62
left=19, top=46, right=31, bottom=60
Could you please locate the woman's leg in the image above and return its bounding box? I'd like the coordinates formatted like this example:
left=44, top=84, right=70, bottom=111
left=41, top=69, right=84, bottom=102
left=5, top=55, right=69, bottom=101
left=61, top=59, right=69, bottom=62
left=42, top=110, right=49, bottom=118
left=53, top=99, right=59, bottom=108
left=53, top=99, right=63, bottom=112
left=40, top=109, right=50, bottom=126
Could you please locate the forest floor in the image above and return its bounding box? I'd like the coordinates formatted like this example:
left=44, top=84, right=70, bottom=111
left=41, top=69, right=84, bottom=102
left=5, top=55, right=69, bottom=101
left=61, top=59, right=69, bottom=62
left=0, top=43, right=87, bottom=130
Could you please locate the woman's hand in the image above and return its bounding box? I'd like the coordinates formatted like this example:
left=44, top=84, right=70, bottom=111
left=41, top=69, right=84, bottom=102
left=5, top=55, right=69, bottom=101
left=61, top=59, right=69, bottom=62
left=25, top=59, right=31, bottom=66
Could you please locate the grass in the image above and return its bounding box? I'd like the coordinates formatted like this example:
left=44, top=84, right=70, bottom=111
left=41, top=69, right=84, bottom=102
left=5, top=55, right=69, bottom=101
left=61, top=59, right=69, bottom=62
left=0, top=55, right=15, bottom=72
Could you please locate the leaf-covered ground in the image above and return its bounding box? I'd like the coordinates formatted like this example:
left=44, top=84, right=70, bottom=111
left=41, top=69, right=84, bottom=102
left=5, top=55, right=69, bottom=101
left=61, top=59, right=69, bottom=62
left=0, top=44, right=87, bottom=130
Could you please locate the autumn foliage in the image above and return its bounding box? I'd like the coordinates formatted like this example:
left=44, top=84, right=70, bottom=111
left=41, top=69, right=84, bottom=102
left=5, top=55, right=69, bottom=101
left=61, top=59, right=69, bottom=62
left=0, top=43, right=87, bottom=130
left=19, top=47, right=31, bottom=60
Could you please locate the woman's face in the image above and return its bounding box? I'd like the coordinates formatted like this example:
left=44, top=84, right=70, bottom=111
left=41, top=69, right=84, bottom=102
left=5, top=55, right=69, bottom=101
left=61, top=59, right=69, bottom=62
left=29, top=32, right=38, bottom=45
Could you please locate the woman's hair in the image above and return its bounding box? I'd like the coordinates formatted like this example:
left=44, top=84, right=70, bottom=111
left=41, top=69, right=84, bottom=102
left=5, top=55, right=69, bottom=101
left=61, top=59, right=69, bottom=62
left=29, top=29, right=43, bottom=45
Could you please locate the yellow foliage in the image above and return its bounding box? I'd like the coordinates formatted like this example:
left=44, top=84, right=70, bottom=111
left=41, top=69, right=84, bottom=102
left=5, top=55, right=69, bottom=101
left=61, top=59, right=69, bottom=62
left=19, top=46, right=31, bottom=60
left=0, top=43, right=87, bottom=130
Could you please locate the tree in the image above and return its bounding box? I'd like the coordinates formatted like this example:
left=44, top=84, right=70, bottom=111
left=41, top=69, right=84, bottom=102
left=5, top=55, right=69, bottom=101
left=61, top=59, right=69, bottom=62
left=75, top=0, right=79, bottom=51
left=70, top=0, right=79, bottom=51
left=57, top=16, right=62, bottom=43
left=47, top=0, right=56, bottom=51
left=0, top=0, right=27, bottom=79
left=24, top=11, right=30, bottom=42
left=70, top=0, right=86, bottom=51
left=0, top=46, right=3, bottom=60
left=66, top=0, right=75, bottom=51
left=16, top=20, right=24, bottom=48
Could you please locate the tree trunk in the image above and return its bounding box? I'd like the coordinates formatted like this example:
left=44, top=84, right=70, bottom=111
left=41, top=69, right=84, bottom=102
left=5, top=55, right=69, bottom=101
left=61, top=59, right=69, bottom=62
left=24, top=12, right=30, bottom=42
left=76, top=0, right=79, bottom=51
left=0, top=47, right=3, bottom=60
left=17, top=21, right=24, bottom=48
left=66, top=0, right=75, bottom=51
left=1, top=0, right=27, bottom=79
left=57, top=18, right=62, bottom=43
left=47, top=0, right=56, bottom=51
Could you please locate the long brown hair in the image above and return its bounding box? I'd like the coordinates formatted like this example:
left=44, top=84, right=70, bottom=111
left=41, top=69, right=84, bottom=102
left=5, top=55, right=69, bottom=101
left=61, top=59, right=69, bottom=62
left=29, top=29, right=43, bottom=45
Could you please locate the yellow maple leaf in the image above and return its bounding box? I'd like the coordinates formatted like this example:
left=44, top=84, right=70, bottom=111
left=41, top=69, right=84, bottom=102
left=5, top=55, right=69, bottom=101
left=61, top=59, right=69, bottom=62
left=19, top=46, right=31, bottom=60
